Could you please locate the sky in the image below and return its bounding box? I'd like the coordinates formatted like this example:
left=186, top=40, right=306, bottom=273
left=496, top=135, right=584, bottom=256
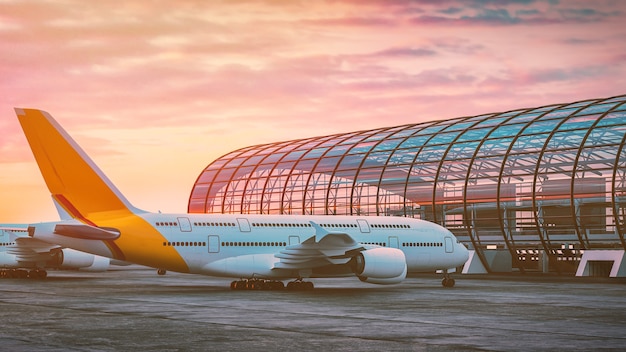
left=1, top=0, right=625, bottom=223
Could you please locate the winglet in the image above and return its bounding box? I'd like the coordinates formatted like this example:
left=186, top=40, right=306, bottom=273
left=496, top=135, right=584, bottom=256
left=15, top=108, right=143, bottom=224
left=310, top=221, right=330, bottom=242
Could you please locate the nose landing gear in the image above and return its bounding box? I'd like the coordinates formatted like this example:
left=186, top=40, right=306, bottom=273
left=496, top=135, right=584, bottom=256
left=442, top=270, right=456, bottom=287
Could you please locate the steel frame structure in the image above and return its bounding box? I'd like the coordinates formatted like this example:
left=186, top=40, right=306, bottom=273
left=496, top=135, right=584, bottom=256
left=188, top=95, right=626, bottom=273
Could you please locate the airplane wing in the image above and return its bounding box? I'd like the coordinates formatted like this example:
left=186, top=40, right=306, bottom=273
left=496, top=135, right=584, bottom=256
left=8, top=236, right=60, bottom=263
left=273, top=222, right=365, bottom=270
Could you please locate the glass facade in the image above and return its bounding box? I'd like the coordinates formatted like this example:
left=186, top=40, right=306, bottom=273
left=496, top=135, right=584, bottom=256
left=189, top=95, right=626, bottom=273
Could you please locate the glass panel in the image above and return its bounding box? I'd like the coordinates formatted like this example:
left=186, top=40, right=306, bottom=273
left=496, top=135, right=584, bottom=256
left=371, top=138, right=404, bottom=152
left=281, top=150, right=306, bottom=161
left=472, top=116, right=508, bottom=128
left=445, top=141, right=480, bottom=160
left=547, top=130, right=584, bottom=150
left=514, top=133, right=550, bottom=152
left=336, top=154, right=365, bottom=170
left=538, top=107, right=579, bottom=120
left=196, top=170, right=218, bottom=184
left=597, top=111, right=626, bottom=127
left=313, top=156, right=342, bottom=172
left=399, top=135, right=431, bottom=149
left=355, top=167, right=384, bottom=185
left=260, top=152, right=286, bottom=164
left=455, top=127, right=492, bottom=143
left=556, top=115, right=599, bottom=131
left=348, top=141, right=377, bottom=154
left=477, top=137, right=514, bottom=157
left=445, top=121, right=475, bottom=132
left=294, top=158, right=318, bottom=170
left=417, top=145, right=447, bottom=162
left=325, top=145, right=352, bottom=157
left=428, top=131, right=461, bottom=145
left=524, top=119, right=562, bottom=135
left=574, top=102, right=616, bottom=116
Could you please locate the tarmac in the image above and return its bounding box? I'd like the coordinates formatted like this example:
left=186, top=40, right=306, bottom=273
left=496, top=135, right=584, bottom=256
left=1, top=268, right=625, bottom=352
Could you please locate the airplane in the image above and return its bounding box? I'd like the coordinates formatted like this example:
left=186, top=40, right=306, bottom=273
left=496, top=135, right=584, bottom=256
left=0, top=225, right=119, bottom=278
left=15, top=108, right=469, bottom=289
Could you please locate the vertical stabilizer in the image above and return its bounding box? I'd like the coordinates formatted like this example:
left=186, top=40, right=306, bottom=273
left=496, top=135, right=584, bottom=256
left=16, top=109, right=142, bottom=224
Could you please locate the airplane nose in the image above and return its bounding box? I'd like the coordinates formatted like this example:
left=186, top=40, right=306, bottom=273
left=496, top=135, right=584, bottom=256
left=457, top=242, right=469, bottom=265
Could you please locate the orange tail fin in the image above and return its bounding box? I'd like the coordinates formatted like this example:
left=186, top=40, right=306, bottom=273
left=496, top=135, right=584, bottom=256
left=16, top=108, right=142, bottom=224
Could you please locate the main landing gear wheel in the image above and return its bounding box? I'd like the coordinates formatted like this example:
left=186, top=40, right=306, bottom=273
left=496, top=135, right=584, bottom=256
left=157, top=269, right=167, bottom=275
left=442, top=277, right=456, bottom=288
left=286, top=279, right=314, bottom=291
left=0, top=269, right=41, bottom=279
left=28, top=269, right=47, bottom=279
left=230, top=278, right=285, bottom=291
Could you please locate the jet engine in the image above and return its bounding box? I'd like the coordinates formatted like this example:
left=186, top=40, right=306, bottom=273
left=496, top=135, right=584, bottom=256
left=352, top=247, right=407, bottom=285
left=79, top=255, right=110, bottom=272
left=48, top=248, right=109, bottom=272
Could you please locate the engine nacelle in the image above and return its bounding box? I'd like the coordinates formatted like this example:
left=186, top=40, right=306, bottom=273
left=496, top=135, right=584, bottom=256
left=358, top=272, right=406, bottom=285
left=352, top=247, right=407, bottom=285
left=78, top=255, right=110, bottom=272
left=49, top=248, right=97, bottom=270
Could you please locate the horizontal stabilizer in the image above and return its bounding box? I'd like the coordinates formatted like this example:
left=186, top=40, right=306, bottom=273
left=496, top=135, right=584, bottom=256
left=54, top=224, right=120, bottom=240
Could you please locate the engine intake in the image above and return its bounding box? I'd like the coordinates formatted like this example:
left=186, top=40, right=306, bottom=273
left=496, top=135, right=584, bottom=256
left=352, top=247, right=407, bottom=284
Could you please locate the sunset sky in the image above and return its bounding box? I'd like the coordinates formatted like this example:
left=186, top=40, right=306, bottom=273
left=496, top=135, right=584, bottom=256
left=1, top=0, right=625, bottom=223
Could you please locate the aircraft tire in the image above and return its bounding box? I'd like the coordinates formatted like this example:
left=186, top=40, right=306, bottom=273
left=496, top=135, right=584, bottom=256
left=442, top=278, right=456, bottom=288
left=271, top=281, right=285, bottom=290
left=286, top=280, right=314, bottom=291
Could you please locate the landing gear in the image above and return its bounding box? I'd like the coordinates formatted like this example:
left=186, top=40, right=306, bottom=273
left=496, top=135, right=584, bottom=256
left=0, top=268, right=47, bottom=279
left=230, top=278, right=285, bottom=291
left=29, top=268, right=47, bottom=279
left=229, top=278, right=315, bottom=291
left=286, top=279, right=314, bottom=291
left=441, top=271, right=456, bottom=288
left=157, top=268, right=167, bottom=275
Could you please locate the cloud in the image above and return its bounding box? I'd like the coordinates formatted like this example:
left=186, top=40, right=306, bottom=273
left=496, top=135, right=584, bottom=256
left=372, top=47, right=437, bottom=57
left=1, top=0, right=625, bottom=221
left=303, top=17, right=397, bottom=27
left=0, top=118, right=31, bottom=163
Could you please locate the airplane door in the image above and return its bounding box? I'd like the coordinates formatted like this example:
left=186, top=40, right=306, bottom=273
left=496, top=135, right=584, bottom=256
left=445, top=237, right=454, bottom=253
left=178, top=217, right=192, bottom=232
left=208, top=235, right=220, bottom=253
left=357, top=219, right=370, bottom=233
left=237, top=218, right=251, bottom=232
left=388, top=236, right=399, bottom=249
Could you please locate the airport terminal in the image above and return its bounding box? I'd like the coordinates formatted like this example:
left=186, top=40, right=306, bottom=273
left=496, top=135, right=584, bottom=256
left=188, top=94, right=626, bottom=277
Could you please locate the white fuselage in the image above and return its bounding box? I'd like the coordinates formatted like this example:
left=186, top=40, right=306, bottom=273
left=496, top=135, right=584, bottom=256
left=31, top=213, right=468, bottom=280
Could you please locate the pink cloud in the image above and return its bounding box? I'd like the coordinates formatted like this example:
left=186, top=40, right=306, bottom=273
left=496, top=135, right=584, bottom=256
left=0, top=0, right=625, bottom=222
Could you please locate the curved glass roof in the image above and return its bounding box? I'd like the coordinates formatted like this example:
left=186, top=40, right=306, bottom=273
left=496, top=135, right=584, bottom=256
left=189, top=94, right=626, bottom=273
